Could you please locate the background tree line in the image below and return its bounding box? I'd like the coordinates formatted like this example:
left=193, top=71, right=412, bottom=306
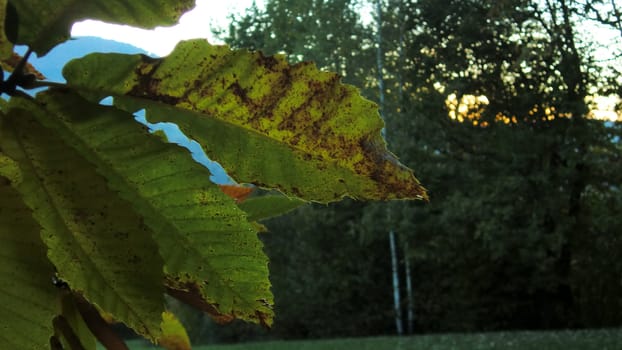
left=180, top=0, right=622, bottom=343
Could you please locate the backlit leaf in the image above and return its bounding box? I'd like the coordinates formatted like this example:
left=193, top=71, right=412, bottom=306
left=63, top=39, right=428, bottom=203
left=10, top=0, right=195, bottom=55
left=35, top=89, right=273, bottom=326
left=0, top=98, right=166, bottom=340
left=238, top=195, right=306, bottom=222
left=158, top=311, right=191, bottom=350
left=0, top=153, right=58, bottom=349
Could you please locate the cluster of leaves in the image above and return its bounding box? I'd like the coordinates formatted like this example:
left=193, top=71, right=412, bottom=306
left=0, top=1, right=425, bottom=349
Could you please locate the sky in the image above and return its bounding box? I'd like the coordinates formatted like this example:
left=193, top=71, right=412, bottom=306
left=71, top=0, right=262, bottom=56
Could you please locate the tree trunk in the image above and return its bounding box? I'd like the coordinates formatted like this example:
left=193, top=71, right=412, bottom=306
left=375, top=0, right=387, bottom=138
left=375, top=0, right=403, bottom=335
left=389, top=230, right=404, bottom=335
left=404, top=241, right=414, bottom=334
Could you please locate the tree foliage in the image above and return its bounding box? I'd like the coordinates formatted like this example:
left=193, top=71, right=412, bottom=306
left=222, top=0, right=369, bottom=82
left=0, top=1, right=425, bottom=349
left=224, top=0, right=622, bottom=336
left=389, top=0, right=622, bottom=329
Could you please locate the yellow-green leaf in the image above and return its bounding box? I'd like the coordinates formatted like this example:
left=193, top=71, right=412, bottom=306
left=0, top=98, right=166, bottom=340
left=10, top=0, right=195, bottom=55
left=35, top=89, right=273, bottom=326
left=0, top=154, right=58, bottom=349
left=158, top=311, right=191, bottom=350
left=63, top=39, right=428, bottom=203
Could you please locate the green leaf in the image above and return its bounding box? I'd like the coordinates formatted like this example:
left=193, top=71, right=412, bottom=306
left=62, top=39, right=428, bottom=203
left=0, top=0, right=14, bottom=59
left=10, top=0, right=195, bottom=55
left=35, top=89, right=273, bottom=326
left=0, top=98, right=166, bottom=340
left=238, top=195, right=306, bottom=222
left=0, top=153, right=58, bottom=349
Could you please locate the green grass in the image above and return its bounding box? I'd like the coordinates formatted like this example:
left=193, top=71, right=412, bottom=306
left=120, top=329, right=622, bottom=350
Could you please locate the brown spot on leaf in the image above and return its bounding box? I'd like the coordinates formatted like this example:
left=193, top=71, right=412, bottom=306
left=230, top=81, right=253, bottom=107
left=1, top=52, right=46, bottom=80
left=219, top=184, right=254, bottom=203
left=255, top=52, right=280, bottom=71
left=129, top=58, right=182, bottom=105
left=359, top=138, right=428, bottom=200
left=255, top=310, right=272, bottom=329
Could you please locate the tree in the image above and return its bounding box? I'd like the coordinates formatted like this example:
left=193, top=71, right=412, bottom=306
left=224, top=0, right=621, bottom=335
left=580, top=0, right=622, bottom=99
left=0, top=1, right=426, bottom=349
left=264, top=200, right=397, bottom=339
left=221, top=0, right=373, bottom=86
left=384, top=0, right=622, bottom=330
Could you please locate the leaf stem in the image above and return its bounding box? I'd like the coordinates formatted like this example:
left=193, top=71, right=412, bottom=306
left=74, top=293, right=130, bottom=350
left=28, top=80, right=68, bottom=89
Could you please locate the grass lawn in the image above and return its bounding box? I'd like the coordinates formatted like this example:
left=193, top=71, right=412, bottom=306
left=119, top=328, right=621, bottom=350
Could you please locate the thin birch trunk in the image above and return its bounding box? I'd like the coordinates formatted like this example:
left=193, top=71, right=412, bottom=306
left=375, top=0, right=386, bottom=138
left=375, top=0, right=403, bottom=335
left=396, top=3, right=414, bottom=335
left=389, top=230, right=404, bottom=335
left=404, top=241, right=414, bottom=334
